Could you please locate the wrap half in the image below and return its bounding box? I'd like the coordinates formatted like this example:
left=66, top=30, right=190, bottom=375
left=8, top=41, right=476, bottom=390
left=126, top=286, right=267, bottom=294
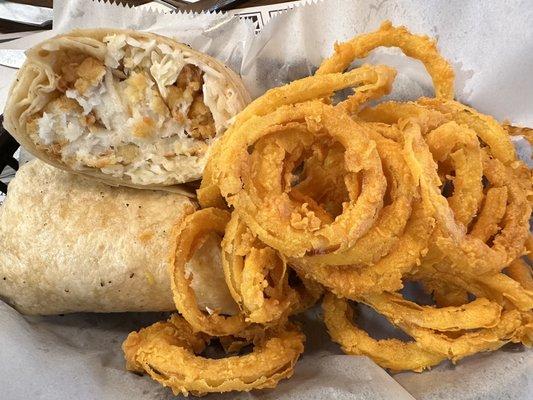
left=3, top=29, right=250, bottom=191
left=0, top=160, right=238, bottom=315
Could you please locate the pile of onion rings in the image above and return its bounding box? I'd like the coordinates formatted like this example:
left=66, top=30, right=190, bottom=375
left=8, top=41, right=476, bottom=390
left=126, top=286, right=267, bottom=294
left=124, top=21, right=533, bottom=395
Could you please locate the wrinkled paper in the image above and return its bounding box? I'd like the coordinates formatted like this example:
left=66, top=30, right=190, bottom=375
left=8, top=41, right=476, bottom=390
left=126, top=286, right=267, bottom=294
left=0, top=0, right=532, bottom=399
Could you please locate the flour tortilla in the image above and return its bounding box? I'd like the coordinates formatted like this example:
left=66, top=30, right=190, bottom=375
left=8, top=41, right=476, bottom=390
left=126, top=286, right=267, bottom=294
left=2, top=28, right=250, bottom=192
left=0, top=160, right=237, bottom=315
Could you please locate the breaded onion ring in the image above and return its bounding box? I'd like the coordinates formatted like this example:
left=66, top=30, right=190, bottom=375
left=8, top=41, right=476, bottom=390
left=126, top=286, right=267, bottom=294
left=301, top=124, right=418, bottom=266
left=323, top=293, right=445, bottom=372
left=324, top=293, right=523, bottom=371
left=123, top=314, right=304, bottom=396
left=221, top=213, right=296, bottom=324
left=216, top=101, right=387, bottom=258
left=399, top=310, right=524, bottom=362
left=361, top=292, right=502, bottom=331
left=317, top=21, right=455, bottom=99
left=169, top=208, right=248, bottom=336
left=198, top=64, right=396, bottom=210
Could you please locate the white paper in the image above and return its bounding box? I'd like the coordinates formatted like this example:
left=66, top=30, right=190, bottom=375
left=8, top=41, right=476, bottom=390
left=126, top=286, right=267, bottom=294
left=0, top=303, right=416, bottom=400
left=1, top=0, right=532, bottom=399
left=229, top=0, right=302, bottom=33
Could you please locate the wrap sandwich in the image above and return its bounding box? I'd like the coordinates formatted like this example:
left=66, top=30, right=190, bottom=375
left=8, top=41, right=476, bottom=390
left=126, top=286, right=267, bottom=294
left=3, top=29, right=250, bottom=191
left=0, top=160, right=238, bottom=315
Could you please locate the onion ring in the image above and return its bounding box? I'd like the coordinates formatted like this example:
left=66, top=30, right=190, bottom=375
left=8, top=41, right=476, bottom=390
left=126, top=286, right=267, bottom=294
left=322, top=293, right=445, bottom=372
left=216, top=101, right=386, bottom=258
left=290, top=201, right=433, bottom=296
left=198, top=64, right=396, bottom=210
left=470, top=187, right=509, bottom=241
left=402, top=119, right=527, bottom=276
left=221, top=213, right=296, bottom=324
left=399, top=310, right=524, bottom=362
left=424, top=121, right=484, bottom=226
left=361, top=292, right=502, bottom=331
left=317, top=21, right=455, bottom=99
left=170, top=208, right=249, bottom=336
left=412, top=268, right=533, bottom=312
left=301, top=126, right=417, bottom=266
left=324, top=291, right=521, bottom=371
left=419, top=98, right=517, bottom=164
left=123, top=314, right=304, bottom=396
